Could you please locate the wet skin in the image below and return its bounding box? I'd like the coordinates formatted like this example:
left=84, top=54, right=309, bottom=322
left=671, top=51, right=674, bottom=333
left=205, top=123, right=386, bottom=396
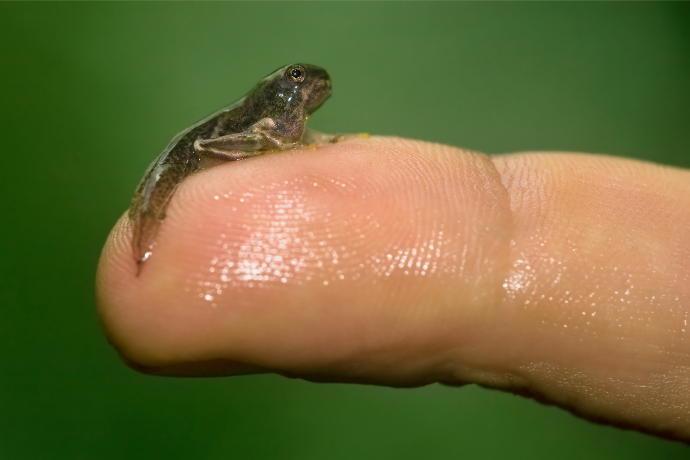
left=99, top=139, right=690, bottom=442
left=129, top=64, right=335, bottom=270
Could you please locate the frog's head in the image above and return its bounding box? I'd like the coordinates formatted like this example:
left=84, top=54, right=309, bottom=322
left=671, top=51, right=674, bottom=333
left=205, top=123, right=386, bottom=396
left=284, top=64, right=332, bottom=114
left=253, top=63, right=332, bottom=117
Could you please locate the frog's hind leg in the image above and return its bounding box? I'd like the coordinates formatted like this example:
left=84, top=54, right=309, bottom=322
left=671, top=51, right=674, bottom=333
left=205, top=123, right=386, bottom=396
left=193, top=131, right=274, bottom=160
left=129, top=162, right=187, bottom=273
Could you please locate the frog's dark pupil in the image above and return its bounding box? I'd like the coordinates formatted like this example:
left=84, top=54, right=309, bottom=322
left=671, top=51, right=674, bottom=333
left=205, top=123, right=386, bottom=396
left=291, top=68, right=302, bottom=79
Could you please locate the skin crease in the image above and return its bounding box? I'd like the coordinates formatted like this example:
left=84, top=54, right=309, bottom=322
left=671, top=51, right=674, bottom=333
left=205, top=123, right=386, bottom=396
left=97, top=136, right=690, bottom=442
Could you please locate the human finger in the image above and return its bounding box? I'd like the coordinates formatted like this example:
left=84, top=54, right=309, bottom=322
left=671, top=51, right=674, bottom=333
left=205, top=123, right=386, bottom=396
left=97, top=137, right=690, bottom=441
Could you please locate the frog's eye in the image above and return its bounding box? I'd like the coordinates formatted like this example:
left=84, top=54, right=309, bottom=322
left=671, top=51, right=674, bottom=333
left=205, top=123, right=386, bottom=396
left=287, top=65, right=306, bottom=83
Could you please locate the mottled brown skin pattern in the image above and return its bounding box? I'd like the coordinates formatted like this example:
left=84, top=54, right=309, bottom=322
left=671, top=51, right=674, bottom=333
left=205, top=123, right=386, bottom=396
left=129, top=64, right=332, bottom=272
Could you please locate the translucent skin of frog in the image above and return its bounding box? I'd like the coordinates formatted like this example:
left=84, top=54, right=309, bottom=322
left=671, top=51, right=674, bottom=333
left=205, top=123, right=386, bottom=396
left=129, top=64, right=333, bottom=272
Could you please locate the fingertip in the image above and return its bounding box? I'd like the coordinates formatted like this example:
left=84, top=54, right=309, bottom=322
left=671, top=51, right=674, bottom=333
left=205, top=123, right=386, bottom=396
left=96, top=137, right=513, bottom=382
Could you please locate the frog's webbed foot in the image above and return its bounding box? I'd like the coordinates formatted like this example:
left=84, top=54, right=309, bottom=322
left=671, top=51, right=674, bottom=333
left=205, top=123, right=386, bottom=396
left=302, top=129, right=369, bottom=147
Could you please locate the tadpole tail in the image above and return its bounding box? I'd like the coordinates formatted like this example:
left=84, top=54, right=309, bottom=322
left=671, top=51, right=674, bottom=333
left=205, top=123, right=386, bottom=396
left=129, top=157, right=192, bottom=273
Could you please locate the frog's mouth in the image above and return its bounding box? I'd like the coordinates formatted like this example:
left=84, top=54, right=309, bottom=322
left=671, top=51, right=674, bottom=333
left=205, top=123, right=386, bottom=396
left=311, top=92, right=331, bottom=113
left=307, top=80, right=332, bottom=114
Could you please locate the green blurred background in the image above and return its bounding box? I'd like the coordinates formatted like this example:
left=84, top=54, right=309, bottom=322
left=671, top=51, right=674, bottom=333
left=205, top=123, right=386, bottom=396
left=1, top=2, right=689, bottom=458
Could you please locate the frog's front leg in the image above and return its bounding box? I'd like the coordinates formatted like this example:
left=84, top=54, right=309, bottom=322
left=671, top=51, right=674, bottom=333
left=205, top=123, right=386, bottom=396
left=194, top=118, right=298, bottom=161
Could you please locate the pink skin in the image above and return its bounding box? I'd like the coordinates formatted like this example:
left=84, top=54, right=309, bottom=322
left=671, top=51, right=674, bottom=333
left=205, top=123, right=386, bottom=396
left=97, top=137, right=690, bottom=442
